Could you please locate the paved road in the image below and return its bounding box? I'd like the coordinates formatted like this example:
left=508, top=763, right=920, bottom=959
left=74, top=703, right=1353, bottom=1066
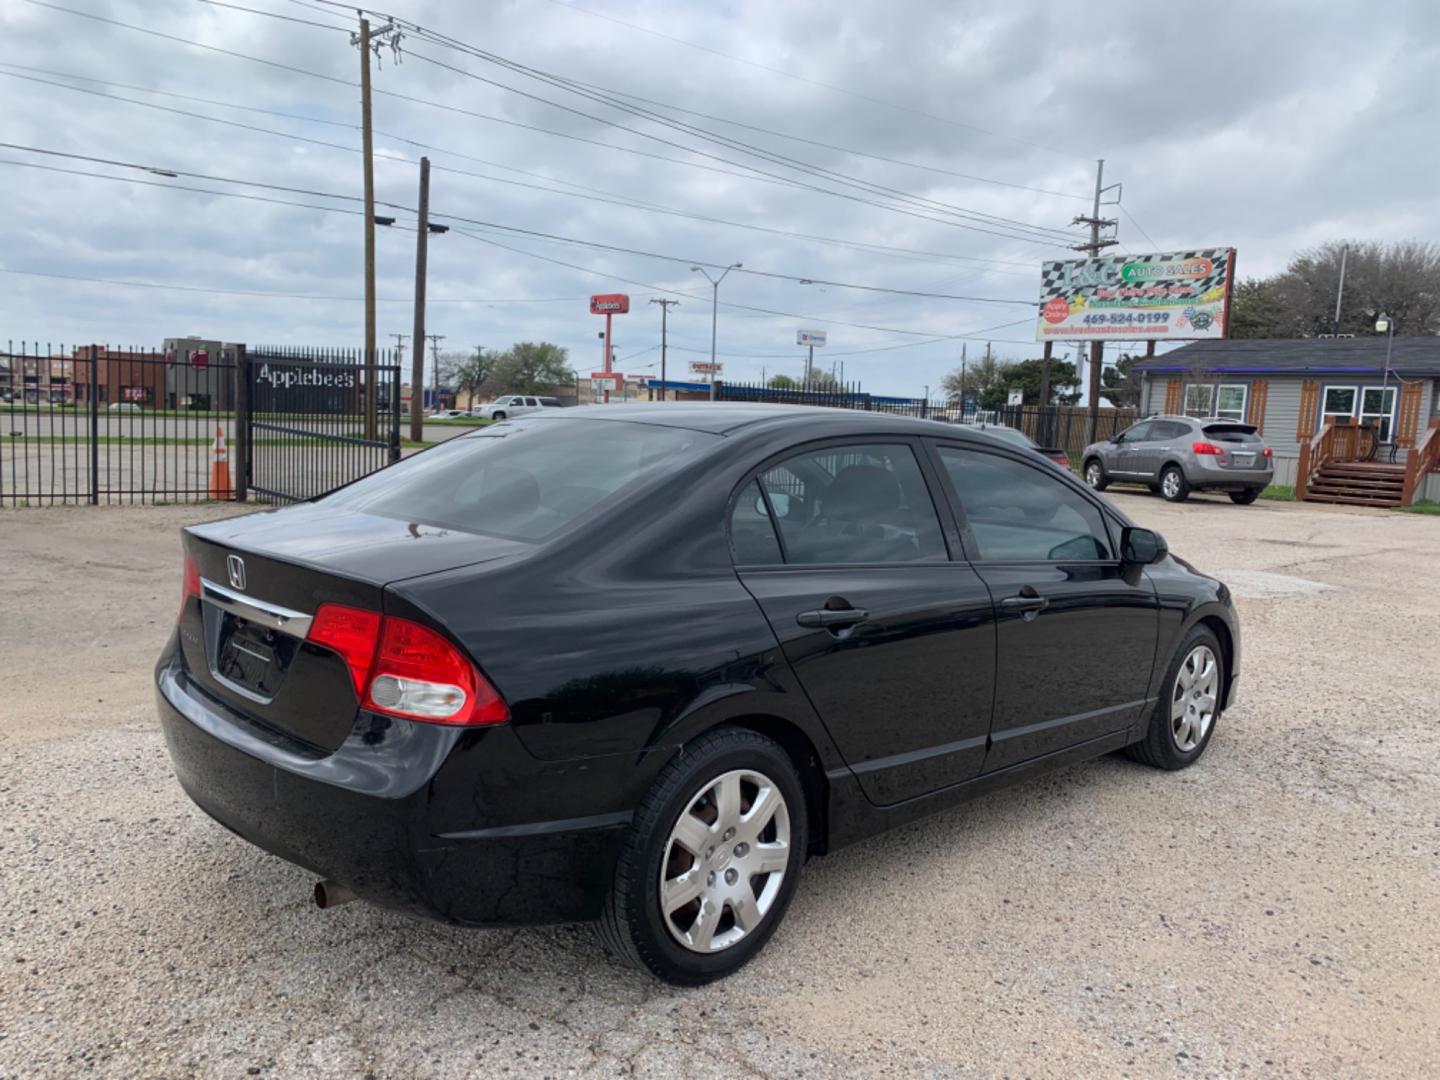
left=1, top=495, right=1437, bottom=1077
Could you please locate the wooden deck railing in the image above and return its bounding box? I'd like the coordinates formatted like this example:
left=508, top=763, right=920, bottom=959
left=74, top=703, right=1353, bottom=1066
left=1400, top=420, right=1440, bottom=505
left=1296, top=417, right=1337, bottom=500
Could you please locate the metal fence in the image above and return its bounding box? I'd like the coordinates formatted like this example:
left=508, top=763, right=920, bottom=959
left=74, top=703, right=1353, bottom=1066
left=713, top=380, right=1137, bottom=456
left=0, top=342, right=237, bottom=506
left=243, top=345, right=401, bottom=503
left=1, top=341, right=402, bottom=507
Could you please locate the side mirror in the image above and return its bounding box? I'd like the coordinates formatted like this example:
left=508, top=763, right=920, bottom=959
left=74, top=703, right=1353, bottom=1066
left=1109, top=434, right=1122, bottom=444
left=757, top=492, right=791, bottom=518
left=1121, top=526, right=1168, bottom=564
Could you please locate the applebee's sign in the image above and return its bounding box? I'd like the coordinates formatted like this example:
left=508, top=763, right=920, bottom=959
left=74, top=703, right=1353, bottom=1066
left=255, top=363, right=356, bottom=390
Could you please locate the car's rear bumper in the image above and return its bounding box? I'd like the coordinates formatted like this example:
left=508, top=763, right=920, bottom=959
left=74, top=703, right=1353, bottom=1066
left=1185, top=457, right=1272, bottom=488
left=155, top=647, right=633, bottom=926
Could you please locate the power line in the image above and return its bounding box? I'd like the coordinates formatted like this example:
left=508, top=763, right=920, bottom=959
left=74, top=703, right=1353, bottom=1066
left=182, top=0, right=1082, bottom=244
left=1118, top=203, right=1163, bottom=253
left=190, top=0, right=350, bottom=32
left=531, top=0, right=1084, bottom=160
left=0, top=66, right=1038, bottom=275
left=26, top=0, right=1074, bottom=249
left=0, top=267, right=583, bottom=304
left=396, top=43, right=1079, bottom=246
left=0, top=144, right=1041, bottom=307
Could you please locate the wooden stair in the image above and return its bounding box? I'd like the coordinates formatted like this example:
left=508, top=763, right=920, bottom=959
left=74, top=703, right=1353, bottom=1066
left=1304, top=461, right=1406, bottom=507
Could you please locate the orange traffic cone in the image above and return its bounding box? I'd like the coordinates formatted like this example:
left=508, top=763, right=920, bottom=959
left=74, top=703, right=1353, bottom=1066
left=209, top=423, right=234, bottom=501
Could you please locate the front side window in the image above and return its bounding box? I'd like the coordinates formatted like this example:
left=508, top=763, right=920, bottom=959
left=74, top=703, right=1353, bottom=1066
left=938, top=447, right=1112, bottom=563
left=1120, top=421, right=1153, bottom=443
left=758, top=443, right=946, bottom=565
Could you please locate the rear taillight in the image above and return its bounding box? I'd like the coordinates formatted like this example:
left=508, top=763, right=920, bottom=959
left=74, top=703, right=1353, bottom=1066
left=1050, top=453, right=1071, bottom=468
left=1262, top=446, right=1273, bottom=458
left=178, top=554, right=201, bottom=623
left=308, top=603, right=509, bottom=726
left=1192, top=440, right=1224, bottom=456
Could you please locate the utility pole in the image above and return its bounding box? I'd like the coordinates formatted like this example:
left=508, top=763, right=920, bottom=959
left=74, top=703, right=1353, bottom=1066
left=389, top=333, right=408, bottom=363
left=426, top=334, right=446, bottom=413
left=409, top=156, right=431, bottom=442
left=649, top=298, right=678, bottom=402
left=1072, top=158, right=1120, bottom=442
left=357, top=17, right=378, bottom=441
left=960, top=342, right=968, bottom=417
left=350, top=16, right=401, bottom=440
left=1333, top=244, right=1349, bottom=335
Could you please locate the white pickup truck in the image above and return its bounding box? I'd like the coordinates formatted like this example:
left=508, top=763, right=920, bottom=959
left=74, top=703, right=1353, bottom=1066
left=471, top=394, right=564, bottom=420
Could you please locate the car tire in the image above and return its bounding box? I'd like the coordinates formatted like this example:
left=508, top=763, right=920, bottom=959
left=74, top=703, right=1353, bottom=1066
left=1229, top=487, right=1262, bottom=505
left=598, top=728, right=808, bottom=986
left=1083, top=458, right=1109, bottom=491
left=1160, top=465, right=1190, bottom=502
left=1125, top=625, right=1224, bottom=770
left=491, top=411, right=506, bottom=421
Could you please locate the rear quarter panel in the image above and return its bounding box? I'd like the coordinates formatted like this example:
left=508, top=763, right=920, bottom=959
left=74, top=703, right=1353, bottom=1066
left=388, top=450, right=845, bottom=771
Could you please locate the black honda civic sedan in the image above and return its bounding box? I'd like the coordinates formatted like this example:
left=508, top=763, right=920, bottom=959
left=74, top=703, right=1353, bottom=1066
left=157, top=404, right=1239, bottom=984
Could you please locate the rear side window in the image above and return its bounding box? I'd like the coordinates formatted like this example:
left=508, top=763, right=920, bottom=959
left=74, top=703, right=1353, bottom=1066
left=758, top=443, right=946, bottom=565
left=729, top=481, right=783, bottom=565
left=538, top=397, right=563, bottom=407
left=1153, top=420, right=1191, bottom=440
left=938, top=446, right=1111, bottom=562
left=322, top=419, right=715, bottom=540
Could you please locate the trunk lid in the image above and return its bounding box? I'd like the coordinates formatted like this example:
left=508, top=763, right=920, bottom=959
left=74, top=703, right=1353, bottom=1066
left=1202, top=422, right=1267, bottom=470
left=178, top=504, right=527, bottom=752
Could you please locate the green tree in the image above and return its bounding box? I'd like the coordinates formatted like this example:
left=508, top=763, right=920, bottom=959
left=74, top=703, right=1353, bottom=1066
left=489, top=342, right=572, bottom=393
left=940, top=349, right=1001, bottom=405
left=1230, top=241, right=1440, bottom=338
left=987, top=357, right=1082, bottom=407
left=767, top=374, right=798, bottom=389
left=1100, top=353, right=1139, bottom=408
left=454, top=348, right=498, bottom=402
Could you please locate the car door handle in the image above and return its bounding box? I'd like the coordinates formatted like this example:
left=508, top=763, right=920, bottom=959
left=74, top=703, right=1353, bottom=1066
left=1000, top=593, right=1049, bottom=613
left=796, top=608, right=869, bottom=629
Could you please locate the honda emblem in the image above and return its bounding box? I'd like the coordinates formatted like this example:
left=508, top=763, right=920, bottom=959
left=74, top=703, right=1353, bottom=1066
left=226, top=554, right=247, bottom=591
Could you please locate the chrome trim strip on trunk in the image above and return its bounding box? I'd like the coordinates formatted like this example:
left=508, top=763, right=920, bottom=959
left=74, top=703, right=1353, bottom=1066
left=199, top=578, right=314, bottom=638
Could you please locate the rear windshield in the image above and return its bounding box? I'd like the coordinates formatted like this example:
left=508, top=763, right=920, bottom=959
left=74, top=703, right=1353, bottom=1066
left=322, top=418, right=716, bottom=540
left=1202, top=423, right=1261, bottom=444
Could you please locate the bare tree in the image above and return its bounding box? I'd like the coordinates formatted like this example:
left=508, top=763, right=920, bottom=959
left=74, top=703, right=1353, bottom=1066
left=1237, top=240, right=1440, bottom=337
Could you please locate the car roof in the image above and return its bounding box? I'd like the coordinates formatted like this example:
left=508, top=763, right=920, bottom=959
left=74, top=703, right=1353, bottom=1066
left=526, top=402, right=984, bottom=437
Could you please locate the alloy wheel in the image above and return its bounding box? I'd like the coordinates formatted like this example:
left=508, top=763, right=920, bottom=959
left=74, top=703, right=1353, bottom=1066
left=659, top=769, right=791, bottom=954
left=1162, top=470, right=1182, bottom=499
left=1171, top=644, right=1218, bottom=751
left=1085, top=462, right=1103, bottom=487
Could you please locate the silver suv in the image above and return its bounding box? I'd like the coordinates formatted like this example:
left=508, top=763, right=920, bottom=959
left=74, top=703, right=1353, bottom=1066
left=1082, top=415, right=1273, bottom=504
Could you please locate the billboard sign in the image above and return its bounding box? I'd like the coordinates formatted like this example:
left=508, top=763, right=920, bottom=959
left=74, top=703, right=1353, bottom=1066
left=797, top=329, right=827, bottom=347
left=1036, top=248, right=1235, bottom=341
left=689, top=360, right=722, bottom=376
left=589, top=293, right=630, bottom=315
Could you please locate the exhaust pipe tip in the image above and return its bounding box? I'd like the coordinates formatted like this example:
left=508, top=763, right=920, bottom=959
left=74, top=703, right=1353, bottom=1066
left=314, top=880, right=357, bottom=909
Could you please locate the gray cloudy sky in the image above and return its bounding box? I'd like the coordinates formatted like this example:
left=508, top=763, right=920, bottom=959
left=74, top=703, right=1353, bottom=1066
left=2, top=0, right=1437, bottom=395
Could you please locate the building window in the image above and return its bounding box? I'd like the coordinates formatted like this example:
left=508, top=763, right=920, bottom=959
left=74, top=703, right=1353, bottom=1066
left=1215, top=384, right=1247, bottom=422
left=1359, top=387, right=1397, bottom=442
left=1182, top=384, right=1214, bottom=418
left=1322, top=385, right=1357, bottom=421
left=1182, top=382, right=1247, bottom=422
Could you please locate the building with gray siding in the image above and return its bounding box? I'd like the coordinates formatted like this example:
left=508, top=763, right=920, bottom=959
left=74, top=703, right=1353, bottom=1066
left=1132, top=338, right=1440, bottom=503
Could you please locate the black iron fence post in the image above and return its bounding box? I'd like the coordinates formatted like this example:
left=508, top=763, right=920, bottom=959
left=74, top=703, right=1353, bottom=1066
left=87, top=344, right=99, bottom=505
left=710, top=379, right=721, bottom=401
left=233, top=345, right=250, bottom=502
left=390, top=370, right=402, bottom=463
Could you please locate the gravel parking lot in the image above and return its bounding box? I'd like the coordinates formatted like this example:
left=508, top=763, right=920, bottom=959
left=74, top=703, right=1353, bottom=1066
left=2, top=492, right=1437, bottom=1078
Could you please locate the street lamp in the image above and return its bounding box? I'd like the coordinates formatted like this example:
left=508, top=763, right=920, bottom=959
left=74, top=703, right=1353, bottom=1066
left=1376, top=312, right=1395, bottom=442
left=691, top=262, right=742, bottom=375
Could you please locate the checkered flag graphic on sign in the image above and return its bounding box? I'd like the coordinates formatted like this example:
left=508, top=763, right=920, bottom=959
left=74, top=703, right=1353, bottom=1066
left=1039, top=249, right=1233, bottom=302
